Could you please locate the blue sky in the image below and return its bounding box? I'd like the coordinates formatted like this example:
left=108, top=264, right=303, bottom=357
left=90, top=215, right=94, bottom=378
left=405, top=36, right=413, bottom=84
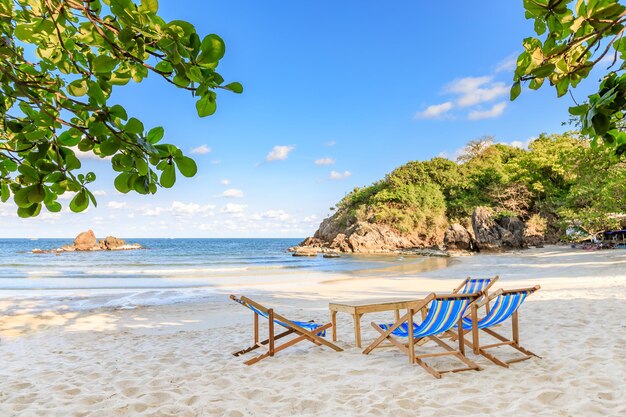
left=1, top=1, right=604, bottom=238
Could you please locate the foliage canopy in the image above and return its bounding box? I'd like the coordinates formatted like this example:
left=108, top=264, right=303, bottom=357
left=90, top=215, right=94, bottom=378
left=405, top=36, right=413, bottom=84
left=512, top=0, right=626, bottom=153
left=0, top=0, right=241, bottom=217
left=336, top=133, right=626, bottom=238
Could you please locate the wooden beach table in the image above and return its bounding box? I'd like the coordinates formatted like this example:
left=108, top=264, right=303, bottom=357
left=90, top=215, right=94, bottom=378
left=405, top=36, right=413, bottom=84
left=329, top=298, right=424, bottom=348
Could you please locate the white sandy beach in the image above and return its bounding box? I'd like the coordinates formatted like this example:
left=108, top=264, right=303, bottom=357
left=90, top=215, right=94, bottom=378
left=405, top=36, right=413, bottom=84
left=1, top=245, right=625, bottom=416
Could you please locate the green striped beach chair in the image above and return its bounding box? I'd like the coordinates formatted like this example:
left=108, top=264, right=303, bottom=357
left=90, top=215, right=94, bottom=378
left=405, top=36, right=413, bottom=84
left=363, top=293, right=482, bottom=378
left=230, top=295, right=342, bottom=365
left=457, top=285, right=541, bottom=367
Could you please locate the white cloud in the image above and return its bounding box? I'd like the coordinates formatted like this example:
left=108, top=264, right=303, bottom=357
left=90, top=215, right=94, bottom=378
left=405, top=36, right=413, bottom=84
left=314, top=157, right=335, bottom=166
left=108, top=201, right=128, bottom=209
left=329, top=170, right=352, bottom=180
left=496, top=54, right=518, bottom=73
left=170, top=201, right=215, bottom=218
left=221, top=203, right=247, bottom=214
left=414, top=102, right=454, bottom=119
left=468, top=102, right=507, bottom=120
left=220, top=188, right=244, bottom=198
left=266, top=145, right=294, bottom=161
left=445, top=76, right=508, bottom=107
left=261, top=210, right=290, bottom=221
left=140, top=207, right=165, bottom=217
left=138, top=201, right=215, bottom=218
left=92, top=190, right=107, bottom=196
left=220, top=179, right=230, bottom=185
left=324, top=140, right=337, bottom=147
left=190, top=144, right=211, bottom=155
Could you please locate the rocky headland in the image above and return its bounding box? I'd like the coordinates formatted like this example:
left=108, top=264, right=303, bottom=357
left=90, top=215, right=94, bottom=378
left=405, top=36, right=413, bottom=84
left=292, top=206, right=549, bottom=256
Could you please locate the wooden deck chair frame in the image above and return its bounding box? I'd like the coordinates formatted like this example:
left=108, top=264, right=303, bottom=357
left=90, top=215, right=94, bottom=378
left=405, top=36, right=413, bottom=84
left=363, top=293, right=483, bottom=379
left=230, top=295, right=342, bottom=365
left=452, top=285, right=540, bottom=368
left=452, top=276, right=499, bottom=312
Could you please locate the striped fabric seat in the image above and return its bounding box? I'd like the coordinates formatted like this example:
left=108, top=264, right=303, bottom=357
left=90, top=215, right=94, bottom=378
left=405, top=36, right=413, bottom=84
left=234, top=297, right=327, bottom=336
left=461, top=291, right=529, bottom=330
left=460, top=278, right=493, bottom=294
left=379, top=297, right=470, bottom=338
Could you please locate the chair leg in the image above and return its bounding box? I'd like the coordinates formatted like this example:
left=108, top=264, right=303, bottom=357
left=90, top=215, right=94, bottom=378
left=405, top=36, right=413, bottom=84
left=232, top=328, right=295, bottom=357
left=478, top=328, right=540, bottom=366
left=242, top=323, right=334, bottom=365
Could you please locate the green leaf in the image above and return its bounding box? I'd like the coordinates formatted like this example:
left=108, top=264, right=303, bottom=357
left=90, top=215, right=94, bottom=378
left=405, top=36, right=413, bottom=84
left=155, top=61, right=173, bottom=73
left=28, top=184, right=45, bottom=204
left=0, top=183, right=9, bottom=203
left=569, top=104, right=588, bottom=116
left=140, top=0, right=159, bottom=13
left=18, top=165, right=39, bottom=181
left=136, top=158, right=149, bottom=176
left=510, top=81, right=521, bottom=100
left=92, top=55, right=118, bottom=74
left=99, top=139, right=121, bottom=156
left=69, top=190, right=89, bottom=212
left=196, top=93, right=216, bottom=117
left=45, top=201, right=62, bottom=213
left=160, top=164, right=176, bottom=188
left=88, top=81, right=107, bottom=105
left=57, top=130, right=81, bottom=146
left=147, top=126, right=164, bottom=144
left=125, top=118, right=144, bottom=134
left=14, top=187, right=32, bottom=207
left=67, top=79, right=88, bottom=97
left=114, top=172, right=133, bottom=193
left=197, top=34, right=225, bottom=65
left=173, top=156, right=197, bottom=177
left=224, top=82, right=243, bottom=94
left=592, top=113, right=610, bottom=135
left=17, top=203, right=41, bottom=218
left=109, top=104, right=128, bottom=120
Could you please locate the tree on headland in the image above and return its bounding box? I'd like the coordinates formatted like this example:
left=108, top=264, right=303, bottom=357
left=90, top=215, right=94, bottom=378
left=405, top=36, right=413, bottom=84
left=332, top=133, right=626, bottom=240
left=0, top=0, right=241, bottom=217
left=512, top=0, right=626, bottom=153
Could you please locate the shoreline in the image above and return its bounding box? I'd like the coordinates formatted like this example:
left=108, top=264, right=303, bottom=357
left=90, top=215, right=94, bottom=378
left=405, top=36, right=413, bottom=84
left=1, top=245, right=625, bottom=416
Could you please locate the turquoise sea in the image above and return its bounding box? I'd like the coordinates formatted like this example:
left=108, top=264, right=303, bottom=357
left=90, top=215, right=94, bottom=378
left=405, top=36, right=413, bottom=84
left=0, top=238, right=433, bottom=311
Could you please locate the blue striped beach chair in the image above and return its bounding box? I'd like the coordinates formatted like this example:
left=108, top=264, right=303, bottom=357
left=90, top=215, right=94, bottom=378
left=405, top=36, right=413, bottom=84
left=363, top=293, right=482, bottom=378
left=457, top=285, right=541, bottom=367
left=230, top=295, right=342, bottom=365
left=453, top=276, right=499, bottom=311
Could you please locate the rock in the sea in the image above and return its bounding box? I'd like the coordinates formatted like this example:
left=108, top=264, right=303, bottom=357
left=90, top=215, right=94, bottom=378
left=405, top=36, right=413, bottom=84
left=444, top=224, right=477, bottom=251
left=292, top=247, right=318, bottom=257
left=32, top=230, right=141, bottom=253
left=323, top=252, right=341, bottom=258
left=99, top=236, right=126, bottom=250
left=73, top=229, right=99, bottom=251
left=471, top=207, right=525, bottom=251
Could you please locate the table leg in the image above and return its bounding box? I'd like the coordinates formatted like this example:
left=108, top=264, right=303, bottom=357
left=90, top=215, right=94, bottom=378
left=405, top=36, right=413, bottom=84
left=331, top=310, right=337, bottom=342
left=353, top=313, right=363, bottom=348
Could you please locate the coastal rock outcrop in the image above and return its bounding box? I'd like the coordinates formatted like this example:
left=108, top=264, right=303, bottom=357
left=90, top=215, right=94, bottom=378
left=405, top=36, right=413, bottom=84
left=32, top=230, right=142, bottom=253
left=297, top=207, right=535, bottom=255
left=471, top=207, right=525, bottom=251
left=295, top=216, right=443, bottom=254
left=72, top=230, right=99, bottom=251
left=443, top=224, right=476, bottom=251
